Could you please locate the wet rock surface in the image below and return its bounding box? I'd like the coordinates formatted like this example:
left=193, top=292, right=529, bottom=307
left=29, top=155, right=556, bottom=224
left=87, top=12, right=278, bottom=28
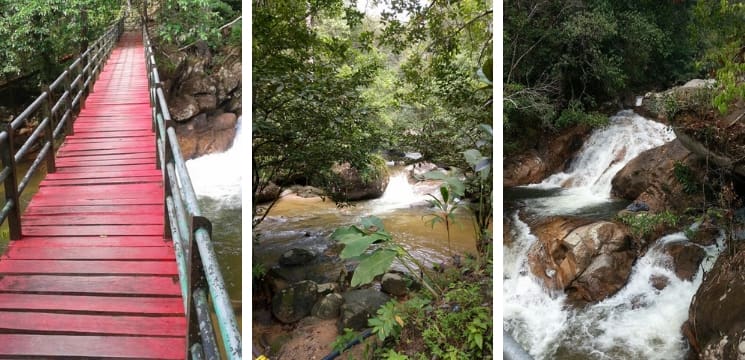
left=271, top=280, right=319, bottom=324
left=527, top=217, right=636, bottom=302
left=339, top=289, right=390, bottom=331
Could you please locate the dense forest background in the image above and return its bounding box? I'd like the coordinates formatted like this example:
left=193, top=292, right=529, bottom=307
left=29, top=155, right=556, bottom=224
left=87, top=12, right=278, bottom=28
left=504, top=0, right=745, bottom=154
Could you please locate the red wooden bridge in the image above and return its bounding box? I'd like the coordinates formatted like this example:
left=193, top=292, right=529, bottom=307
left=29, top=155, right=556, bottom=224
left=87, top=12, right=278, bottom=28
left=0, top=20, right=240, bottom=359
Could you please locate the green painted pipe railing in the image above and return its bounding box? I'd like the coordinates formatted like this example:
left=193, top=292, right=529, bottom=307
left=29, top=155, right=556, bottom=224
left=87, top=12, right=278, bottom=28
left=0, top=17, right=125, bottom=240
left=142, top=23, right=242, bottom=360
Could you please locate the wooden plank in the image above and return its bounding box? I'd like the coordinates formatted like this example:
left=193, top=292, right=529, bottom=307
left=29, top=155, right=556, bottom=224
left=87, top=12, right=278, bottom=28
left=4, top=246, right=175, bottom=260
left=0, top=311, right=185, bottom=337
left=23, top=204, right=163, bottom=216
left=44, top=169, right=160, bottom=180
left=56, top=157, right=156, bottom=167
left=0, top=260, right=177, bottom=275
left=52, top=152, right=156, bottom=162
left=56, top=164, right=157, bottom=173
left=0, top=334, right=185, bottom=359
left=23, top=214, right=163, bottom=226
left=0, top=293, right=183, bottom=314
left=27, top=197, right=162, bottom=207
left=41, top=176, right=162, bottom=187
left=0, top=275, right=181, bottom=296
left=35, top=183, right=162, bottom=196
left=9, top=236, right=169, bottom=248
left=57, top=147, right=156, bottom=158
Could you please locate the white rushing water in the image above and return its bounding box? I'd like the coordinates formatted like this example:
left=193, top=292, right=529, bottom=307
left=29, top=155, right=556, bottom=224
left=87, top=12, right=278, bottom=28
left=185, top=116, right=243, bottom=206
left=523, top=111, right=675, bottom=216
left=504, top=214, right=721, bottom=360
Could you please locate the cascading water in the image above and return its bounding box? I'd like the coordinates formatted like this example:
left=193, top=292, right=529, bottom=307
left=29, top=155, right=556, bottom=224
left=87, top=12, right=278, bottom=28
left=505, top=215, right=721, bottom=360
left=185, top=116, right=243, bottom=299
left=522, top=111, right=675, bottom=217
left=186, top=116, right=244, bottom=205
left=504, top=110, right=716, bottom=359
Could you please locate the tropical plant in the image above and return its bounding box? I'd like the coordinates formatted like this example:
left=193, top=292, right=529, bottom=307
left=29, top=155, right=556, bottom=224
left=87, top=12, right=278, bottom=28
left=331, top=216, right=441, bottom=298
left=368, top=300, right=405, bottom=341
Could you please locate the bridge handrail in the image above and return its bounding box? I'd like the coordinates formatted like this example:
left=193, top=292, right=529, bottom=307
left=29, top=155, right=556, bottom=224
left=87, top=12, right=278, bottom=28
left=142, top=25, right=242, bottom=360
left=1, top=17, right=126, bottom=239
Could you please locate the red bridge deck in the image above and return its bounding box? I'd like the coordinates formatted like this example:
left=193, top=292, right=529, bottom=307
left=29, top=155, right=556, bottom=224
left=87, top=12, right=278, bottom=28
left=0, top=33, right=185, bottom=358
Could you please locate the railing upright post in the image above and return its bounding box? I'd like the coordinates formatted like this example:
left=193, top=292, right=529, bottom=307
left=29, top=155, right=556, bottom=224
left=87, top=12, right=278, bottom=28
left=185, top=217, right=218, bottom=359
left=162, top=118, right=174, bottom=239
left=63, top=72, right=75, bottom=136
left=41, top=86, right=56, bottom=173
left=3, top=127, right=21, bottom=240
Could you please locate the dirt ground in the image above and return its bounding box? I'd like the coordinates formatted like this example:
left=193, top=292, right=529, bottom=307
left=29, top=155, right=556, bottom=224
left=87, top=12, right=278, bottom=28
left=252, top=310, right=377, bottom=360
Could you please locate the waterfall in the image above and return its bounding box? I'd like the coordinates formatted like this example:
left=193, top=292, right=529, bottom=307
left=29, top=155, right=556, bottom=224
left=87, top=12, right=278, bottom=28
left=522, top=111, right=674, bottom=216
left=504, top=214, right=721, bottom=360
left=185, top=116, right=243, bottom=207
left=537, top=110, right=675, bottom=196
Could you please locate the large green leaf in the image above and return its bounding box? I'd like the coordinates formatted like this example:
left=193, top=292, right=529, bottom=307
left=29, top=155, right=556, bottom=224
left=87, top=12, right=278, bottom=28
left=360, top=216, right=385, bottom=232
left=339, top=232, right=389, bottom=259
left=351, top=249, right=396, bottom=287
left=331, top=226, right=365, bottom=244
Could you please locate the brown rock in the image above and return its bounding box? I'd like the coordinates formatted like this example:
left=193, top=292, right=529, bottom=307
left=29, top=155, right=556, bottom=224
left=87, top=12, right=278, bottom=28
left=527, top=217, right=635, bottom=302
left=180, top=74, right=217, bottom=96
left=686, top=243, right=745, bottom=359
left=168, top=95, right=200, bottom=122
left=216, top=61, right=241, bottom=101
left=504, top=125, right=591, bottom=187
left=255, top=182, right=281, bottom=204
left=175, top=116, right=237, bottom=159
left=329, top=162, right=389, bottom=201
left=194, top=94, right=218, bottom=112
left=663, top=242, right=705, bottom=281
left=650, top=274, right=669, bottom=290
left=611, top=139, right=704, bottom=213
left=213, top=112, right=238, bottom=131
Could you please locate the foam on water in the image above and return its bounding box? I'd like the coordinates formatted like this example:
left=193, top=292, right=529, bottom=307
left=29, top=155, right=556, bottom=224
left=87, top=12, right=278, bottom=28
left=185, top=116, right=243, bottom=207
left=504, top=215, right=722, bottom=359
left=531, top=110, right=675, bottom=198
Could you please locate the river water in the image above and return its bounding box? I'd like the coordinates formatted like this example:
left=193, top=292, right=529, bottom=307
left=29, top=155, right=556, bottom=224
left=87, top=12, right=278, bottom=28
left=504, top=110, right=722, bottom=359
left=186, top=117, right=243, bottom=303
left=253, top=168, right=478, bottom=280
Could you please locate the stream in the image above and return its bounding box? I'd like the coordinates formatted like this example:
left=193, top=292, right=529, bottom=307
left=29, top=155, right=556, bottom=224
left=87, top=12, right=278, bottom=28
left=503, top=110, right=722, bottom=359
left=253, top=167, right=477, bottom=283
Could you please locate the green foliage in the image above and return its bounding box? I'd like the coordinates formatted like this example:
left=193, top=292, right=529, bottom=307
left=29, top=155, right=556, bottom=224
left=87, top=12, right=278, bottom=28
left=421, top=282, right=492, bottom=359
left=331, top=328, right=363, bottom=354
left=505, top=0, right=697, bottom=147
left=251, top=262, right=266, bottom=280
left=155, top=0, right=237, bottom=48
left=555, top=100, right=608, bottom=129
left=382, top=349, right=410, bottom=360
left=618, top=210, right=680, bottom=240
left=0, top=1, right=124, bottom=85
left=692, top=1, right=745, bottom=114
left=253, top=0, right=383, bottom=223
left=331, top=216, right=441, bottom=297
left=673, top=161, right=699, bottom=194
left=368, top=300, right=405, bottom=342
left=423, top=180, right=462, bottom=256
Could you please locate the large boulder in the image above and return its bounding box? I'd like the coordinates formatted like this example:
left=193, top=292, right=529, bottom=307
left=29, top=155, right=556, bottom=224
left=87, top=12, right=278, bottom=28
left=339, top=289, right=390, bottom=331
left=527, top=217, right=636, bottom=302
left=168, top=95, right=200, bottom=122
left=255, top=182, right=281, bottom=204
left=329, top=159, right=389, bottom=201
left=381, top=273, right=408, bottom=297
left=174, top=113, right=238, bottom=159
left=611, top=139, right=704, bottom=213
left=215, top=60, right=241, bottom=102
left=683, top=243, right=745, bottom=359
left=272, top=280, right=319, bottom=323
left=312, top=293, right=344, bottom=320
left=636, top=79, right=715, bottom=122
left=504, top=125, right=591, bottom=187
left=179, top=74, right=217, bottom=97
